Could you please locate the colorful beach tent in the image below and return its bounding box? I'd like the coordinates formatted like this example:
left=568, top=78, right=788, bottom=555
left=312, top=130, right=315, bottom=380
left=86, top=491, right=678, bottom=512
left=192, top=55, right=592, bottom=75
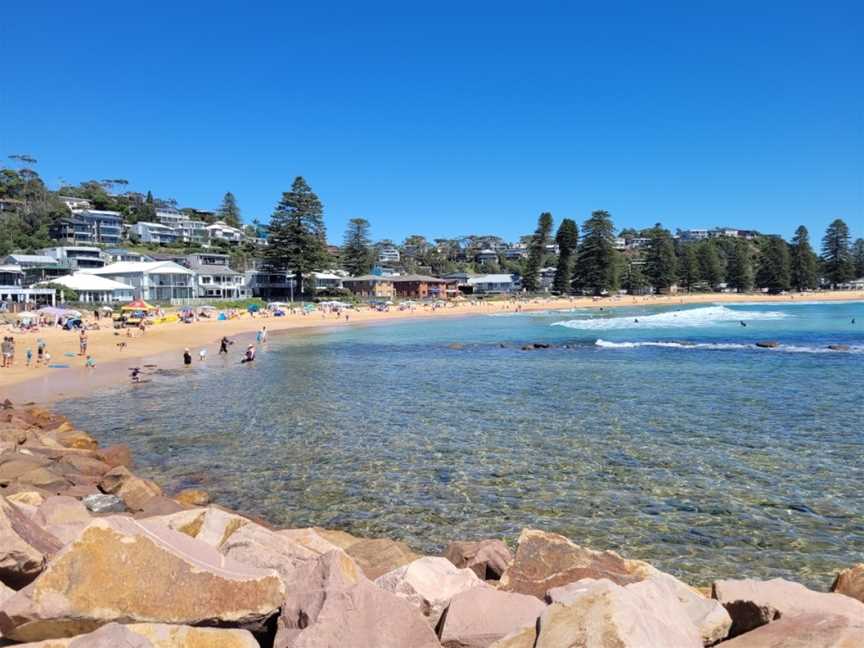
left=121, top=299, right=157, bottom=311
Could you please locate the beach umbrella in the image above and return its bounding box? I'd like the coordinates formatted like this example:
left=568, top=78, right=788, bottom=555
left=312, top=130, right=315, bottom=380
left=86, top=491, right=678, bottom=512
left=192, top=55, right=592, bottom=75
left=247, top=304, right=260, bottom=313
left=121, top=299, right=157, bottom=311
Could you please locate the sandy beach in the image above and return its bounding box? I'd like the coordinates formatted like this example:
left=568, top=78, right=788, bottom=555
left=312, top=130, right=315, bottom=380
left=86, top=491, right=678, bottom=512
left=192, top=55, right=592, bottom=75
left=2, top=290, right=862, bottom=404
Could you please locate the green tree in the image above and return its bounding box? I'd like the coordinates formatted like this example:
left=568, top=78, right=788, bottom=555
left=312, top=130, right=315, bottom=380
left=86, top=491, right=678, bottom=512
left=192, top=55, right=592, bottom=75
left=265, top=177, right=330, bottom=296
left=522, top=212, right=554, bottom=292
left=726, top=239, right=754, bottom=292
left=217, top=191, right=242, bottom=228
left=852, top=238, right=864, bottom=278
left=342, top=218, right=374, bottom=276
left=623, top=260, right=649, bottom=294
left=697, top=241, right=724, bottom=289
left=645, top=224, right=677, bottom=292
left=790, top=225, right=818, bottom=291
left=677, top=244, right=702, bottom=292
left=574, top=210, right=619, bottom=295
left=552, top=218, right=578, bottom=293
left=821, top=219, right=854, bottom=287
left=756, top=235, right=791, bottom=293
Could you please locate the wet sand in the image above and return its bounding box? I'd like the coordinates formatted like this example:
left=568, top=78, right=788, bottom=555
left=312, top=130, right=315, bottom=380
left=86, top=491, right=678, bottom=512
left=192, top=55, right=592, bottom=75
left=2, top=290, right=861, bottom=404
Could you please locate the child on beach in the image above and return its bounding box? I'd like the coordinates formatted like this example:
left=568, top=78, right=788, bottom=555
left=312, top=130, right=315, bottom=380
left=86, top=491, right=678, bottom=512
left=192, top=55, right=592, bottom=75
left=79, top=330, right=88, bottom=356
left=183, top=348, right=192, bottom=366
left=199, top=348, right=207, bottom=361
left=85, top=355, right=95, bottom=369
left=25, top=348, right=32, bottom=367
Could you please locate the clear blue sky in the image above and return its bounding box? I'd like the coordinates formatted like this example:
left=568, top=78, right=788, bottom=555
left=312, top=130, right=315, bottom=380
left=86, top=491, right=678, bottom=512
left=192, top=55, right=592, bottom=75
left=2, top=1, right=861, bottom=244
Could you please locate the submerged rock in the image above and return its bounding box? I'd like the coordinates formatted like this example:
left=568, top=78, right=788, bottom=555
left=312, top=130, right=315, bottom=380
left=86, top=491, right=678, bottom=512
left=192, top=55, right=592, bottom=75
left=755, top=340, right=780, bottom=348
left=0, top=516, right=284, bottom=642
left=827, top=344, right=850, bottom=351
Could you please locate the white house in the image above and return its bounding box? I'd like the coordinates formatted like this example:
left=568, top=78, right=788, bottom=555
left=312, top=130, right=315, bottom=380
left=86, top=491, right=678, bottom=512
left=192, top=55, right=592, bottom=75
left=37, top=273, right=134, bottom=303
left=131, top=222, right=180, bottom=245
left=467, top=273, right=518, bottom=294
left=185, top=253, right=249, bottom=299
left=82, top=261, right=195, bottom=301
left=206, top=221, right=244, bottom=244
left=377, top=246, right=401, bottom=264
left=0, top=265, right=56, bottom=307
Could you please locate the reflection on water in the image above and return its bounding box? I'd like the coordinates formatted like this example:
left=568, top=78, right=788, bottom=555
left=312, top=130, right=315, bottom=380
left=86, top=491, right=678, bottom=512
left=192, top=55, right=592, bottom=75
left=56, top=302, right=864, bottom=587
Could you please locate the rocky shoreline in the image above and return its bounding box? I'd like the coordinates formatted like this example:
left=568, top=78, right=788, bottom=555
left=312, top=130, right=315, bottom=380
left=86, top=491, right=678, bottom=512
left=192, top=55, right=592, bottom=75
left=0, top=401, right=861, bottom=647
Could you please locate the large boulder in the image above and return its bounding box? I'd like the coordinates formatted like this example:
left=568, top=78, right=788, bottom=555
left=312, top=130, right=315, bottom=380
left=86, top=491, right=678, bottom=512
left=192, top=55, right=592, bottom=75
left=11, top=622, right=260, bottom=647
left=488, top=626, right=537, bottom=648
left=279, top=527, right=346, bottom=554
left=445, top=539, right=513, bottom=580
left=147, top=505, right=260, bottom=549
left=0, top=496, right=63, bottom=589
left=0, top=516, right=285, bottom=642
left=218, top=522, right=325, bottom=585
left=375, top=556, right=488, bottom=626
left=96, top=444, right=133, bottom=469
left=537, top=578, right=702, bottom=648
left=31, top=496, right=92, bottom=546
left=499, top=529, right=652, bottom=599
left=713, top=577, right=864, bottom=635
left=437, top=585, right=545, bottom=648
left=832, top=563, right=864, bottom=603
left=274, top=550, right=441, bottom=648
left=98, top=466, right=161, bottom=512
left=716, top=612, right=864, bottom=647
left=344, top=537, right=419, bottom=580
left=640, top=570, right=731, bottom=645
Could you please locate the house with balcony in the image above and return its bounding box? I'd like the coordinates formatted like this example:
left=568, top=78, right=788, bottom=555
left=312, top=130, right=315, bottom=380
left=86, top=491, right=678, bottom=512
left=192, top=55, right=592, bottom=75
left=0, top=265, right=56, bottom=308
left=130, top=222, right=180, bottom=245
left=69, top=209, right=124, bottom=244
left=36, top=273, right=134, bottom=303
left=2, top=254, right=66, bottom=285
left=185, top=253, right=249, bottom=299
left=82, top=261, right=195, bottom=301
left=245, top=269, right=296, bottom=300
left=467, top=273, right=518, bottom=294
left=50, top=216, right=94, bottom=243
left=341, top=275, right=395, bottom=299
left=474, top=249, right=499, bottom=265
left=206, top=220, right=244, bottom=244
left=377, top=246, right=401, bottom=265
left=391, top=274, right=448, bottom=300
left=40, top=247, right=106, bottom=271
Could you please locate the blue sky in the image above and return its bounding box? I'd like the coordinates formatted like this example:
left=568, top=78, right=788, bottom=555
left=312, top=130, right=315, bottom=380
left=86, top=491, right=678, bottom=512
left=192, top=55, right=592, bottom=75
left=2, top=1, right=861, bottom=244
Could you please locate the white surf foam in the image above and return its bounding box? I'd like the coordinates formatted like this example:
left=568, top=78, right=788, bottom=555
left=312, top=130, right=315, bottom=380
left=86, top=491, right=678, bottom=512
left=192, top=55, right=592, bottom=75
left=552, top=305, right=789, bottom=330
left=594, top=339, right=864, bottom=353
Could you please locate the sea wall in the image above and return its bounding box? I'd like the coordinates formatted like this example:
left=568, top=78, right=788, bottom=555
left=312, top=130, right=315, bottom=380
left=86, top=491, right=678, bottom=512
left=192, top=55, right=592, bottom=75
left=0, top=400, right=861, bottom=647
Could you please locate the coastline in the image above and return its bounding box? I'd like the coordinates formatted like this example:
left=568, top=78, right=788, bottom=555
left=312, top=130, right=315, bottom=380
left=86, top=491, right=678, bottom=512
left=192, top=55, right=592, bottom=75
left=2, top=290, right=862, bottom=404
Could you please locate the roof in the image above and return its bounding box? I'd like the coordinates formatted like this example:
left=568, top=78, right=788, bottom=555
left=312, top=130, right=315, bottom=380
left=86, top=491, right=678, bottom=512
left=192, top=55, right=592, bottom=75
left=37, top=273, right=134, bottom=292
left=312, top=272, right=343, bottom=280
left=83, top=261, right=194, bottom=276
left=134, top=221, right=175, bottom=231
left=5, top=254, right=59, bottom=265
left=342, top=274, right=393, bottom=282
left=0, top=265, right=24, bottom=274
left=187, top=261, right=240, bottom=276
left=391, top=274, right=446, bottom=283
left=467, top=274, right=515, bottom=284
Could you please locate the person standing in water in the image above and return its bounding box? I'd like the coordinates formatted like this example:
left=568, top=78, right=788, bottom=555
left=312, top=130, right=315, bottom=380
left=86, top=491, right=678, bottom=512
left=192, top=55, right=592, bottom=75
left=241, top=344, right=256, bottom=363
left=219, top=336, right=231, bottom=354
left=183, top=348, right=192, bottom=366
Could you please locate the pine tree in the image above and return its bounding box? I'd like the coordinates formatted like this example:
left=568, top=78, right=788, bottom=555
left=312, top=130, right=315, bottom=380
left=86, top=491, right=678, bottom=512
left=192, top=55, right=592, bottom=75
left=574, top=210, right=618, bottom=295
left=342, top=218, right=374, bottom=276
left=821, top=219, right=854, bottom=287
left=217, top=191, right=242, bottom=228
left=522, top=212, right=554, bottom=292
left=645, top=225, right=677, bottom=292
left=697, top=241, right=723, bottom=290
left=265, top=177, right=330, bottom=296
left=790, top=225, right=818, bottom=291
left=756, top=235, right=791, bottom=293
left=726, top=239, right=754, bottom=292
left=552, top=218, right=578, bottom=293
left=852, top=238, right=864, bottom=278
left=677, top=245, right=702, bottom=292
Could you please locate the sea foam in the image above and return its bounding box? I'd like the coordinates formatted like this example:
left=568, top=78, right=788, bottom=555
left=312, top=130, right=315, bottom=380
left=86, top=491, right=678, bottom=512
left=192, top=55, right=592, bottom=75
left=552, top=305, right=788, bottom=330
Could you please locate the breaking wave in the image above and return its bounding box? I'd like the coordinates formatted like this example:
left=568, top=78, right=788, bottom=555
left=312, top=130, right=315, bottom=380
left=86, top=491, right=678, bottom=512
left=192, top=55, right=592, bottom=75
left=552, top=306, right=788, bottom=330
left=594, top=339, right=863, bottom=353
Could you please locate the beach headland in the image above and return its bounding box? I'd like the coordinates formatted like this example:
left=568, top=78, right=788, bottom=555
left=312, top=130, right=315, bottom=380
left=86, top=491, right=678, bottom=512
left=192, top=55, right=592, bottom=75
left=2, top=290, right=862, bottom=404
left=0, top=400, right=862, bottom=646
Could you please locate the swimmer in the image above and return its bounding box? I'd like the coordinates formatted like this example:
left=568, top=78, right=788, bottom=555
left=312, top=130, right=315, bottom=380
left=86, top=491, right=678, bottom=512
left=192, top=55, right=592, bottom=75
left=740, top=321, right=747, bottom=327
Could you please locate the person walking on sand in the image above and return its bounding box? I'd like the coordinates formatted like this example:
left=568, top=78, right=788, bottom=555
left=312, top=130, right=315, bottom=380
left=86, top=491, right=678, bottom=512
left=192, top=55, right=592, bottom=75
left=1, top=337, right=11, bottom=368
left=183, top=348, right=192, bottom=366
left=37, top=338, right=46, bottom=366
left=79, top=329, right=88, bottom=356
left=25, top=348, right=32, bottom=368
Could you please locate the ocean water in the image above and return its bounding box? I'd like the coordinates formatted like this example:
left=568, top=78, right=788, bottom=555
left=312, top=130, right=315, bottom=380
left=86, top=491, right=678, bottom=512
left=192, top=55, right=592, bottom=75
left=55, top=300, right=864, bottom=587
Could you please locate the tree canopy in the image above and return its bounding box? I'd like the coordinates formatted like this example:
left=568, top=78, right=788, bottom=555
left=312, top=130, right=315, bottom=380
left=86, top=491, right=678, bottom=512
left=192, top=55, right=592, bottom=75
left=821, top=218, right=854, bottom=287
left=522, top=212, right=553, bottom=292
left=342, top=218, right=374, bottom=276
left=790, top=225, right=818, bottom=291
left=552, top=218, right=578, bottom=293
left=574, top=210, right=619, bottom=295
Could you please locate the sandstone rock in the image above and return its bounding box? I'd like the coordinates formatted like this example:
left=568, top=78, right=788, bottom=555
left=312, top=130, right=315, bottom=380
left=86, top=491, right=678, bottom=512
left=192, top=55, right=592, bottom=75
left=174, top=488, right=210, bottom=507
left=831, top=563, right=864, bottom=603
left=279, top=527, right=345, bottom=555
left=11, top=622, right=260, bottom=647
left=96, top=465, right=133, bottom=492
left=81, top=493, right=125, bottom=514
left=275, top=550, right=441, bottom=648
left=376, top=556, right=487, bottom=626
left=499, top=529, right=651, bottom=599
left=7, top=491, right=45, bottom=508
left=55, top=454, right=111, bottom=478
left=445, top=539, right=513, bottom=580
left=716, top=612, right=864, bottom=647
left=0, top=455, right=52, bottom=485
left=345, top=537, right=419, bottom=579
left=0, top=516, right=284, bottom=642
left=96, top=443, right=133, bottom=469
left=488, top=625, right=537, bottom=648
left=538, top=578, right=702, bottom=648
left=713, top=577, right=864, bottom=631
left=32, top=496, right=92, bottom=545
left=150, top=505, right=253, bottom=547
left=0, top=496, right=63, bottom=588
left=50, top=428, right=97, bottom=451
left=640, top=570, right=731, bottom=645
left=136, top=496, right=187, bottom=517
left=438, top=585, right=545, bottom=648
left=219, top=521, right=323, bottom=585
left=313, top=526, right=363, bottom=550
left=98, top=466, right=162, bottom=512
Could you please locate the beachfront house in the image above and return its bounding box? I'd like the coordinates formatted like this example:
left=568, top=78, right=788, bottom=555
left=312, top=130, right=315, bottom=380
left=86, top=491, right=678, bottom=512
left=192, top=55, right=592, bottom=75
left=105, top=249, right=153, bottom=263
left=341, top=275, right=395, bottom=299
left=130, top=222, right=180, bottom=245
left=467, top=273, right=517, bottom=294
left=36, top=273, right=134, bottom=303
left=2, top=254, right=66, bottom=285
left=391, top=274, right=448, bottom=300
left=186, top=253, right=249, bottom=300
left=205, top=221, right=245, bottom=244
left=82, top=261, right=195, bottom=302
left=39, top=247, right=106, bottom=271
left=66, top=209, right=124, bottom=245
left=309, top=272, right=344, bottom=293
left=0, top=265, right=56, bottom=308
left=245, top=269, right=296, bottom=300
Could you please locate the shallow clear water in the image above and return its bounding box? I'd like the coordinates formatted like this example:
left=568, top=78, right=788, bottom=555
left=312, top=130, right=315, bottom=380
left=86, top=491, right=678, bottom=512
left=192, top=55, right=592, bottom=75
left=56, top=300, right=864, bottom=587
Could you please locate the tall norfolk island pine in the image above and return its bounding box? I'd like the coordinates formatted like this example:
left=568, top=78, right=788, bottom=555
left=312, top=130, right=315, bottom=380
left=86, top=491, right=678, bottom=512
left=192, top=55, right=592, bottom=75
left=821, top=218, right=854, bottom=287
left=790, top=225, right=818, bottom=291
left=552, top=218, right=578, bottom=293
left=265, top=177, right=330, bottom=296
left=756, top=235, right=791, bottom=294
left=522, top=212, right=554, bottom=292
left=645, top=225, right=677, bottom=292
left=574, top=210, right=618, bottom=295
left=342, top=218, right=374, bottom=276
